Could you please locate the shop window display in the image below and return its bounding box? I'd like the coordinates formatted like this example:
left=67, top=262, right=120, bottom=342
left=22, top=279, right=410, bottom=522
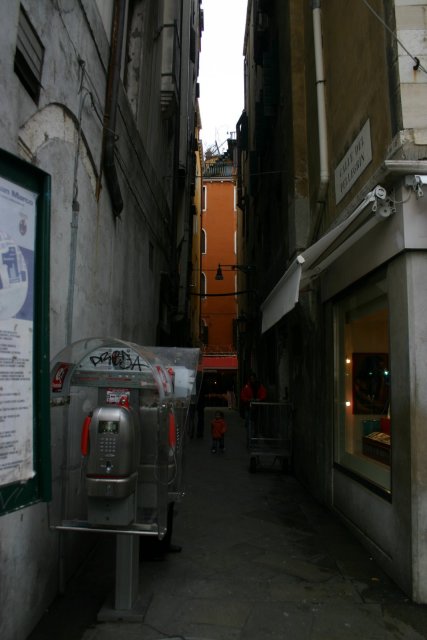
left=334, top=278, right=391, bottom=493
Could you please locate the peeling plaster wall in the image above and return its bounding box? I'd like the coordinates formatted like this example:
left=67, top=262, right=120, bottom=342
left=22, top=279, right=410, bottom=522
left=0, top=504, right=59, bottom=640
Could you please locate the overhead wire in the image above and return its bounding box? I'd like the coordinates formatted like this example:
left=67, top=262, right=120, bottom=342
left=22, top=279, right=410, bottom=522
left=56, top=0, right=173, bottom=261
left=56, top=0, right=105, bottom=115
left=361, top=0, right=427, bottom=75
left=196, top=169, right=288, bottom=179
left=117, top=102, right=172, bottom=226
left=114, top=151, right=172, bottom=260
left=190, top=290, right=254, bottom=297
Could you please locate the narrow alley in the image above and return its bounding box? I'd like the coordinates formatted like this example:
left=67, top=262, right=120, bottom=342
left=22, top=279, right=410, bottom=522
left=30, top=407, right=427, bottom=640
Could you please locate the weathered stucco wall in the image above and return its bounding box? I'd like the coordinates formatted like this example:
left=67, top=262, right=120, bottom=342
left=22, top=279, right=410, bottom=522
left=322, top=0, right=394, bottom=220
left=0, top=1, right=177, bottom=637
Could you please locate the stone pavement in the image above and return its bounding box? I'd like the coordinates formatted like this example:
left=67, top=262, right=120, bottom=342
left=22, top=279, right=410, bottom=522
left=29, top=407, right=427, bottom=640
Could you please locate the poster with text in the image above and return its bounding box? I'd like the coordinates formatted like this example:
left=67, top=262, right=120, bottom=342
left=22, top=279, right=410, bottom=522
left=0, top=176, right=36, bottom=486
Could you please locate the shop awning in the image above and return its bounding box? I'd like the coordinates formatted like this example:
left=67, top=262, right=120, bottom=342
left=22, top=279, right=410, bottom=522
left=200, top=354, right=238, bottom=371
left=261, top=185, right=393, bottom=333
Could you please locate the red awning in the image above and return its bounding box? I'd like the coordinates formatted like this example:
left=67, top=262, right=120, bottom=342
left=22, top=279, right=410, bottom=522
left=201, top=355, right=238, bottom=371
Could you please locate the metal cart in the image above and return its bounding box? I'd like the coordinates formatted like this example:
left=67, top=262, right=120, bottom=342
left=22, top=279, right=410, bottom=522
left=247, top=402, right=293, bottom=473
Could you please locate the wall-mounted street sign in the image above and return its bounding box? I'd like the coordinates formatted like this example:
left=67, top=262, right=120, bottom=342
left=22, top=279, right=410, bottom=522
left=335, top=119, right=372, bottom=204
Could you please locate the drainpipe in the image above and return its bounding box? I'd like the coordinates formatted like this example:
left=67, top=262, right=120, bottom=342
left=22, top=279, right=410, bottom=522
left=102, top=0, right=125, bottom=218
left=310, top=0, right=329, bottom=243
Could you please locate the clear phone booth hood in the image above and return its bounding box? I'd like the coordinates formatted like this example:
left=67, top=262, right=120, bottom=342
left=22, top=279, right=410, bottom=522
left=49, top=338, right=200, bottom=613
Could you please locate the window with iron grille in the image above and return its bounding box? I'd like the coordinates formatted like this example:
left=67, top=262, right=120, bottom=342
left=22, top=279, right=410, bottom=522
left=14, top=6, right=44, bottom=103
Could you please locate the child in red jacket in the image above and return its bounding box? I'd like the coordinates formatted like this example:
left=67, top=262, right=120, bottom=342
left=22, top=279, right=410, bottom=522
left=211, top=410, right=227, bottom=453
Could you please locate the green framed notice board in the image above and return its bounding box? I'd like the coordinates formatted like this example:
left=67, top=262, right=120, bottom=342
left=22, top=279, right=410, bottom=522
left=0, top=148, right=51, bottom=515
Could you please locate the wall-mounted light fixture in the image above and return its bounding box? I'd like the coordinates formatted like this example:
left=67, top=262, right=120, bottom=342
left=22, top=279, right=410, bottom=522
left=215, top=264, right=256, bottom=280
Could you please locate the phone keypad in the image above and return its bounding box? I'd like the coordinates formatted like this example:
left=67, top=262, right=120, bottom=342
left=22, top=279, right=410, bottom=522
left=99, top=435, right=117, bottom=460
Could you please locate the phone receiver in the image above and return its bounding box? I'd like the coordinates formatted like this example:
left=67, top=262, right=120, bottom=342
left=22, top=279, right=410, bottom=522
left=168, top=412, right=176, bottom=449
left=81, top=413, right=92, bottom=456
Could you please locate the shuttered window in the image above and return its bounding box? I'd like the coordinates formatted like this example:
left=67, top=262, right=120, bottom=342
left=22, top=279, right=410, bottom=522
left=14, top=6, right=44, bottom=103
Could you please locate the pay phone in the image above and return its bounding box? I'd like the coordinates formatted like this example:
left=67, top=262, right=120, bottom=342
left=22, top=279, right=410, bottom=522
left=50, top=338, right=200, bottom=537
left=81, top=399, right=139, bottom=527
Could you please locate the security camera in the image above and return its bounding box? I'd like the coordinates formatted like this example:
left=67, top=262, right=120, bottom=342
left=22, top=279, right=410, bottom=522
left=376, top=204, right=393, bottom=219
left=404, top=174, right=426, bottom=199
left=373, top=186, right=387, bottom=200
left=404, top=174, right=427, bottom=187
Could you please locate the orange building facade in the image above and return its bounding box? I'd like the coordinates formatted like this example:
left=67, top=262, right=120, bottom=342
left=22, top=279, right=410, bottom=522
left=202, top=177, right=237, bottom=350
left=201, top=153, right=238, bottom=400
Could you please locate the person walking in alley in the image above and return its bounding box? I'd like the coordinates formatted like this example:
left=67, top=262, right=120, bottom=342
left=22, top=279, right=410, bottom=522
left=240, top=372, right=267, bottom=413
left=211, top=410, right=227, bottom=453
left=240, top=372, right=267, bottom=442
